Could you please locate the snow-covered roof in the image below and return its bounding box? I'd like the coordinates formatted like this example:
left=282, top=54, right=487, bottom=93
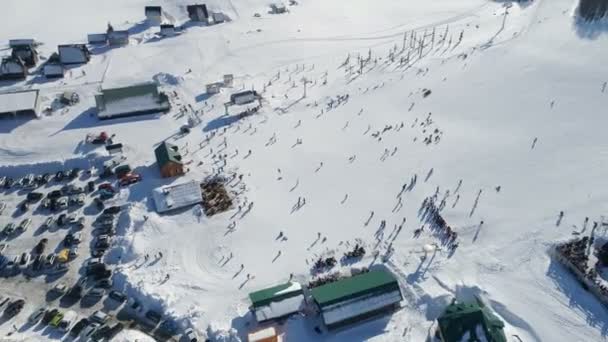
left=248, top=327, right=279, bottom=341
left=152, top=180, right=203, bottom=213
left=321, top=289, right=402, bottom=326
left=95, top=82, right=170, bottom=119
left=254, top=293, right=305, bottom=322
left=0, top=89, right=40, bottom=116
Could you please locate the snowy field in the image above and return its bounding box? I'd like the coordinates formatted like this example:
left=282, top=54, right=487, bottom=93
left=1, top=0, right=608, bottom=341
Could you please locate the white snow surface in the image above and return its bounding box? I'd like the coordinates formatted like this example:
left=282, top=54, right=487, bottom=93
left=0, top=90, right=38, bottom=114
left=1, top=0, right=608, bottom=341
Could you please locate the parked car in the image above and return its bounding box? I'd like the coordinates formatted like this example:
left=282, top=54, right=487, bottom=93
left=57, top=213, right=67, bottom=226
left=41, top=173, right=52, bottom=184
left=42, top=308, right=58, bottom=325
left=0, top=244, right=7, bottom=254
left=3, top=223, right=15, bottom=235
left=19, top=252, right=30, bottom=266
left=54, top=171, right=65, bottom=182
left=70, top=318, right=89, bottom=337
left=67, top=168, right=80, bottom=180
left=119, top=173, right=142, bottom=186
left=45, top=254, right=56, bottom=267
left=49, top=311, right=64, bottom=327
left=94, top=278, right=112, bottom=289
left=40, top=198, right=51, bottom=209
left=0, top=297, right=10, bottom=310
left=103, top=206, right=121, bottom=215
left=96, top=213, right=115, bottom=222
left=48, top=190, right=63, bottom=199
left=74, top=217, right=85, bottom=230
left=32, top=255, right=44, bottom=271
left=52, top=282, right=67, bottom=295
left=4, top=299, right=25, bottom=318
left=79, top=322, right=99, bottom=340
left=98, top=183, right=114, bottom=191
left=28, top=307, right=46, bottom=325
left=0, top=176, right=6, bottom=187
left=57, top=197, right=68, bottom=210
left=91, top=249, right=106, bottom=258
left=184, top=328, right=199, bottom=342
left=43, top=216, right=54, bottom=229
left=20, top=174, right=33, bottom=187
left=26, top=192, right=43, bottom=203
left=3, top=177, right=14, bottom=188
left=84, top=288, right=104, bottom=302
left=99, top=189, right=115, bottom=200
left=90, top=310, right=108, bottom=324
left=58, top=310, right=77, bottom=332
left=145, top=310, right=162, bottom=324
left=0, top=201, right=6, bottom=214
left=18, top=218, right=31, bottom=231
left=67, top=215, right=78, bottom=224
left=20, top=201, right=29, bottom=212
left=34, top=238, right=48, bottom=255
left=108, top=290, right=126, bottom=303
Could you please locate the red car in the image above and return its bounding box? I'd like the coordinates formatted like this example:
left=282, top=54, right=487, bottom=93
left=98, top=183, right=115, bottom=191
left=119, top=173, right=141, bottom=186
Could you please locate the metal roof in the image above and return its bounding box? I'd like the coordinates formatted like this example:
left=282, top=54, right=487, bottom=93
left=154, top=141, right=182, bottom=168
left=437, top=300, right=507, bottom=342
left=311, top=269, right=399, bottom=307
left=249, top=282, right=303, bottom=307
left=0, top=89, right=39, bottom=115
left=152, top=180, right=203, bottom=213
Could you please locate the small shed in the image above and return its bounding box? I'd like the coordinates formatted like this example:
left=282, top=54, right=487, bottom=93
left=311, top=269, right=403, bottom=330
left=108, top=31, right=129, bottom=46
left=88, top=33, right=108, bottom=45
left=437, top=299, right=507, bottom=342
left=0, top=89, right=40, bottom=117
left=145, top=6, right=163, bottom=23
left=248, top=327, right=282, bottom=342
left=0, top=57, right=27, bottom=80
left=154, top=141, right=184, bottom=178
left=160, top=24, right=176, bottom=36
left=11, top=45, right=38, bottom=67
left=206, top=82, right=222, bottom=95
left=187, top=4, right=209, bottom=22
left=230, top=90, right=259, bottom=105
left=249, top=282, right=305, bottom=323
left=58, top=44, right=91, bottom=65
left=223, top=74, right=234, bottom=87
left=95, top=82, right=171, bottom=119
left=212, top=12, right=226, bottom=24
left=152, top=180, right=203, bottom=213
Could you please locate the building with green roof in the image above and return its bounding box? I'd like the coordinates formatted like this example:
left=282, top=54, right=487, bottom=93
left=248, top=282, right=305, bottom=323
left=95, top=81, right=170, bottom=120
left=310, top=269, right=402, bottom=330
left=154, top=141, right=184, bottom=178
left=436, top=299, right=507, bottom=342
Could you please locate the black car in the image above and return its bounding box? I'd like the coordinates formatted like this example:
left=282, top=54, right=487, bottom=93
left=42, top=309, right=58, bottom=325
left=41, top=173, right=51, bottom=184
left=102, top=206, right=121, bottom=215
left=91, top=249, right=105, bottom=258
left=87, top=181, right=95, bottom=193
left=106, top=323, right=124, bottom=339
left=66, top=285, right=83, bottom=299
left=68, top=168, right=80, bottom=179
left=48, top=190, right=62, bottom=199
left=34, top=238, right=48, bottom=255
left=20, top=202, right=29, bottom=212
left=70, top=318, right=90, bottom=337
left=55, top=171, right=64, bottom=182
left=145, top=310, right=162, bottom=324
left=95, top=279, right=112, bottom=289
left=64, top=234, right=74, bottom=247
left=26, top=192, right=43, bottom=203
left=4, top=299, right=25, bottom=317
left=4, top=177, right=14, bottom=189
left=108, top=290, right=126, bottom=303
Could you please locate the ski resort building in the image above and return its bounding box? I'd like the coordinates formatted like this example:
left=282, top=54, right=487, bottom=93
left=0, top=57, right=26, bottom=80
left=152, top=180, right=203, bottom=213
left=11, top=45, right=38, bottom=67
left=43, top=53, right=64, bottom=79
left=436, top=299, right=507, bottom=342
left=154, top=141, right=184, bottom=178
left=187, top=4, right=209, bottom=22
left=9, top=39, right=35, bottom=48
left=58, top=44, right=91, bottom=65
left=249, top=282, right=305, bottom=323
left=145, top=6, right=162, bottom=24
left=230, top=90, right=259, bottom=105
left=0, top=89, right=40, bottom=118
left=310, top=269, right=403, bottom=330
left=94, top=82, right=171, bottom=120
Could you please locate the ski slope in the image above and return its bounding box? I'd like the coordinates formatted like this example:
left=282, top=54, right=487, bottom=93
left=1, top=0, right=608, bottom=341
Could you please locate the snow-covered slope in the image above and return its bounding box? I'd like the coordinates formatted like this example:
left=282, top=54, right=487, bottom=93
left=1, top=0, right=608, bottom=341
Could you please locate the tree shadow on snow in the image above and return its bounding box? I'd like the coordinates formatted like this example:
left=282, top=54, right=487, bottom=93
left=547, top=260, right=608, bottom=336
left=573, top=16, right=608, bottom=39
left=203, top=113, right=244, bottom=132
left=55, top=107, right=161, bottom=134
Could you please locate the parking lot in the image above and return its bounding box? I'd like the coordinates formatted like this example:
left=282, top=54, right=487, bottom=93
left=0, top=165, right=175, bottom=341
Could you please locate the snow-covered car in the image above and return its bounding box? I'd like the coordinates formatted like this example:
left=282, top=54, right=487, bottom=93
left=108, top=290, right=126, bottom=303
left=0, top=201, right=6, bottom=214
left=28, top=307, right=46, bottom=325
left=43, top=216, right=54, bottom=229
left=0, top=244, right=7, bottom=254
left=68, top=194, right=85, bottom=206
left=45, top=254, right=56, bottom=267
left=79, top=322, right=99, bottom=339
left=184, top=328, right=199, bottom=342
left=19, top=252, right=30, bottom=266
left=57, top=197, right=68, bottom=209
left=0, top=176, right=6, bottom=187
left=90, top=310, right=108, bottom=324
left=3, top=223, right=15, bottom=235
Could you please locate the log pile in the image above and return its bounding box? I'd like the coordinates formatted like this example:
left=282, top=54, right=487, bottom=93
left=201, top=179, right=232, bottom=216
